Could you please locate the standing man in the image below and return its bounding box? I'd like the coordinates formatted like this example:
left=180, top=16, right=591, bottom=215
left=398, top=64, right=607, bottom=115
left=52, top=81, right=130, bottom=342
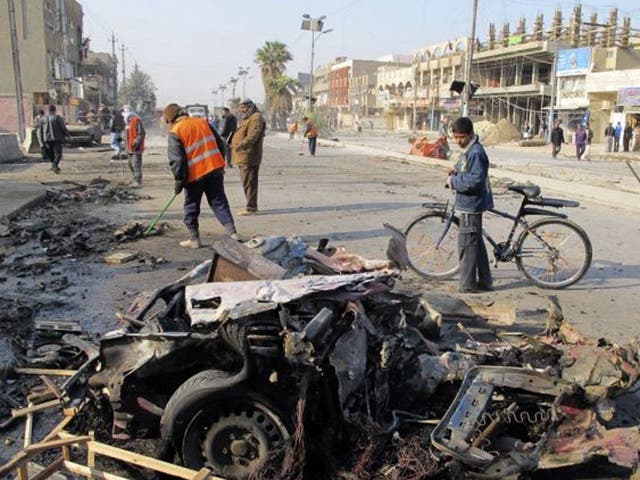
left=604, top=122, right=614, bottom=152
left=613, top=122, right=622, bottom=152
left=109, top=108, right=125, bottom=160
left=550, top=120, right=565, bottom=159
left=164, top=103, right=238, bottom=248
left=302, top=116, right=318, bottom=156
left=39, top=105, right=70, bottom=174
left=623, top=122, right=633, bottom=152
left=575, top=124, right=587, bottom=160
left=446, top=117, right=494, bottom=294
left=218, top=107, right=237, bottom=168
left=583, top=123, right=594, bottom=160
left=231, top=98, right=266, bottom=215
left=125, top=111, right=145, bottom=188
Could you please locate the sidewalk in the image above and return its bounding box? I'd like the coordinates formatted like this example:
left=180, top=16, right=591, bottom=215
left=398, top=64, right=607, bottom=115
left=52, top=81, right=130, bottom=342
left=0, top=180, right=47, bottom=225
left=290, top=129, right=640, bottom=214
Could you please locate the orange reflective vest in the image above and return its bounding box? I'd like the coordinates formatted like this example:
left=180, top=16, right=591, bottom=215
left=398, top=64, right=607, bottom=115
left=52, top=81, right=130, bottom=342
left=171, top=117, right=226, bottom=183
left=127, top=115, right=145, bottom=152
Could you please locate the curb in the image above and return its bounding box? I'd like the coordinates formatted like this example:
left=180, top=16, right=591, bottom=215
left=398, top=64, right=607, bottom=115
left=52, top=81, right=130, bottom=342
left=311, top=136, right=640, bottom=214
left=0, top=183, right=48, bottom=225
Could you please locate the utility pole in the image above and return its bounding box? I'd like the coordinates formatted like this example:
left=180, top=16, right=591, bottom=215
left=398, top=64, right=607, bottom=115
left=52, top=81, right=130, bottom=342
left=120, top=44, right=126, bottom=89
left=547, top=44, right=559, bottom=142
left=110, top=33, right=118, bottom=105
left=412, top=65, right=418, bottom=131
left=7, top=0, right=25, bottom=142
left=462, top=0, right=478, bottom=117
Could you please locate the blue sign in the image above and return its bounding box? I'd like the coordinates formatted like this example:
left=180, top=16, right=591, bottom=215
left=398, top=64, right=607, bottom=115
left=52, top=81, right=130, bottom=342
left=556, top=48, right=591, bottom=77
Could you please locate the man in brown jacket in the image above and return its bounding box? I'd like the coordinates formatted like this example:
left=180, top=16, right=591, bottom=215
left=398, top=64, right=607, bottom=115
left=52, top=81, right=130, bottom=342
left=231, top=98, right=266, bottom=215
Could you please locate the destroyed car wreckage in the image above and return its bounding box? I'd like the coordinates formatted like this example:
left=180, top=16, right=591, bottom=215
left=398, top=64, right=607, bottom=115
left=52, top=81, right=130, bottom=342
left=3, top=237, right=640, bottom=480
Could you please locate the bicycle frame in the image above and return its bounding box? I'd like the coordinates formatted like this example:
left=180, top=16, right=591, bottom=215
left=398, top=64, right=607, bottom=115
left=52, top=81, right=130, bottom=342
left=430, top=195, right=572, bottom=263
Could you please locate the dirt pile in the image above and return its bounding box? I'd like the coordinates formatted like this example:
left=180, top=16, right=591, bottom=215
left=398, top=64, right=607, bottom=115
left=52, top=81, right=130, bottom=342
left=478, top=118, right=522, bottom=145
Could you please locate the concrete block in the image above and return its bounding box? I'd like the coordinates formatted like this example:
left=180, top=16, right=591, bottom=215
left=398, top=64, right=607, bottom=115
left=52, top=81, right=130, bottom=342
left=0, top=133, right=24, bottom=162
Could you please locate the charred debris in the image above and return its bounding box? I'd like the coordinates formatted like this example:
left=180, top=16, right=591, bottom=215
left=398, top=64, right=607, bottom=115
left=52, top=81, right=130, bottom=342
left=1, top=234, right=640, bottom=480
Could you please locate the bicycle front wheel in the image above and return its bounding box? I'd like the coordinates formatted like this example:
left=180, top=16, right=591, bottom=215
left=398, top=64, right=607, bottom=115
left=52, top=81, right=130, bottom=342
left=515, top=217, right=592, bottom=289
left=404, top=212, right=460, bottom=279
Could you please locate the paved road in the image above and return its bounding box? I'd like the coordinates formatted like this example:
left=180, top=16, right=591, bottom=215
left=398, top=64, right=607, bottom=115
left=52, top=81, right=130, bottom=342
left=1, top=133, right=638, bottom=343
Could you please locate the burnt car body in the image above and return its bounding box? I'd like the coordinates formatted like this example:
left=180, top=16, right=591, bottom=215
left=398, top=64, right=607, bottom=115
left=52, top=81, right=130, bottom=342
left=87, top=239, right=640, bottom=480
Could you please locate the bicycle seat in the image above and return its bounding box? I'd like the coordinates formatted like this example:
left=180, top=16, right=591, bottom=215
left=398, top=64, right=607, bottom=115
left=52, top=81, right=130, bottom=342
left=508, top=185, right=540, bottom=199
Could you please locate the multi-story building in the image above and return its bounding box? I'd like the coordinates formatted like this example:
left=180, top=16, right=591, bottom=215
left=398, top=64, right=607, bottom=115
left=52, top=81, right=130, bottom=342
left=329, top=58, right=400, bottom=127
left=0, top=0, right=84, bottom=132
left=80, top=51, right=117, bottom=109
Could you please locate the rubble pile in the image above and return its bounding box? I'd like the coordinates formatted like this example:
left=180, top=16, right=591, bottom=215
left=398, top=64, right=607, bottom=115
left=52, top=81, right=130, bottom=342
left=2, top=240, right=640, bottom=480
left=478, top=119, right=522, bottom=146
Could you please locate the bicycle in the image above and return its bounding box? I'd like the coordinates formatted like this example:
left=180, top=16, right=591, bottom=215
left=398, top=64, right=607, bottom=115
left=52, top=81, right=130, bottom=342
left=403, top=185, right=592, bottom=289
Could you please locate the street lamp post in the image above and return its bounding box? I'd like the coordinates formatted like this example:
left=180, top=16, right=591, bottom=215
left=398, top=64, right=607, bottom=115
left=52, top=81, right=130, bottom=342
left=238, top=67, right=250, bottom=99
left=219, top=84, right=227, bottom=107
left=212, top=89, right=218, bottom=109
left=462, top=0, right=478, bottom=117
left=301, top=14, right=332, bottom=112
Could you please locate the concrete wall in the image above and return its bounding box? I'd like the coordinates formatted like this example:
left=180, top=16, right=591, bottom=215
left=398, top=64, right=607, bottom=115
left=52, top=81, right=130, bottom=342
left=0, top=133, right=25, bottom=162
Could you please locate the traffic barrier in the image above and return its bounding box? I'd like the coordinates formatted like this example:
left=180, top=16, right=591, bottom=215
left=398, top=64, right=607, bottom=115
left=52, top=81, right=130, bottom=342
left=0, top=133, right=24, bottom=162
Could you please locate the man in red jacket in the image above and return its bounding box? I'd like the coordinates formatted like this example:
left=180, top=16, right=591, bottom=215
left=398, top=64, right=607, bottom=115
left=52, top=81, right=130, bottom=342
left=125, top=111, right=145, bottom=187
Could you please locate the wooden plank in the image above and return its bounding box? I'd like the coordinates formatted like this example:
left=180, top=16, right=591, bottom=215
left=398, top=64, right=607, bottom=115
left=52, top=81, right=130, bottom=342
left=86, top=441, right=227, bottom=480
left=15, top=368, right=77, bottom=377
left=63, top=462, right=130, bottom=480
left=27, top=390, right=56, bottom=404
left=191, top=468, right=211, bottom=480
left=17, top=464, right=29, bottom=480
left=24, top=436, right=91, bottom=455
left=28, top=458, right=66, bottom=480
left=0, top=452, right=29, bottom=477
left=24, top=403, right=34, bottom=448
left=42, top=415, right=74, bottom=442
left=12, top=399, right=62, bottom=418
left=39, top=376, right=63, bottom=399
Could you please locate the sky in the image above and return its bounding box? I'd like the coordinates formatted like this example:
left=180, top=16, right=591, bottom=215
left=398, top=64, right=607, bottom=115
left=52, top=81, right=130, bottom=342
left=79, top=0, right=640, bottom=108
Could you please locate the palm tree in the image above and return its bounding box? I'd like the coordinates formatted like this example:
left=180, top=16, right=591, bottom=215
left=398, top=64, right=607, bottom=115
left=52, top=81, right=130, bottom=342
left=255, top=41, right=293, bottom=126
left=268, top=75, right=300, bottom=129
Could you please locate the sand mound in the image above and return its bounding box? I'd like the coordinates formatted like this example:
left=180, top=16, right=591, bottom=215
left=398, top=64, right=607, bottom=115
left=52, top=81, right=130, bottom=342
left=479, top=118, right=521, bottom=145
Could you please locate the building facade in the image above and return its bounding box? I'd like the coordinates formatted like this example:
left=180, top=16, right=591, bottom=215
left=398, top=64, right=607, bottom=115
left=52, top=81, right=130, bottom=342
left=0, top=0, right=84, bottom=132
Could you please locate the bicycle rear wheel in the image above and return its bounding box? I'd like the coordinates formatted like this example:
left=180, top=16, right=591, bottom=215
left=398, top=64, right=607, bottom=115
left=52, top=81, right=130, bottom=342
left=404, top=212, right=460, bottom=279
left=516, top=217, right=592, bottom=289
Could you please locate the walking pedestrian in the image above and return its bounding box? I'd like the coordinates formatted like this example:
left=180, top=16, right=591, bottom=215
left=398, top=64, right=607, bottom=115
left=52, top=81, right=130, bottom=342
left=109, top=108, right=125, bottom=159
left=231, top=98, right=266, bottom=215
left=613, top=122, right=622, bottom=152
left=38, top=105, right=70, bottom=174
left=164, top=103, right=238, bottom=248
left=550, top=120, right=565, bottom=159
left=623, top=122, right=633, bottom=152
left=575, top=124, right=587, bottom=160
left=302, top=116, right=318, bottom=156
left=125, top=110, right=145, bottom=188
left=218, top=107, right=237, bottom=168
left=445, top=117, right=494, bottom=294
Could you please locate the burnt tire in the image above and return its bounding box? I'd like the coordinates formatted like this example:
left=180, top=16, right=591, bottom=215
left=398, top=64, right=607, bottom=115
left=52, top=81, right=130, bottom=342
left=158, top=369, right=291, bottom=480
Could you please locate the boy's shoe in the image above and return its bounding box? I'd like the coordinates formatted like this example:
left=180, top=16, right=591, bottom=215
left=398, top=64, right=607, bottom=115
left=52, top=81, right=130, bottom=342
left=129, top=181, right=142, bottom=189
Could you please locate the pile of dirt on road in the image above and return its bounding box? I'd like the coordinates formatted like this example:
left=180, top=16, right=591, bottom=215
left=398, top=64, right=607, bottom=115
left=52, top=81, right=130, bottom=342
left=478, top=118, right=522, bottom=146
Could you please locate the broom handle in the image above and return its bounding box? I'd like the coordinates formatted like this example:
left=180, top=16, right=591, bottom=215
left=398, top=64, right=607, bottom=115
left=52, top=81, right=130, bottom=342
left=144, top=192, right=178, bottom=235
